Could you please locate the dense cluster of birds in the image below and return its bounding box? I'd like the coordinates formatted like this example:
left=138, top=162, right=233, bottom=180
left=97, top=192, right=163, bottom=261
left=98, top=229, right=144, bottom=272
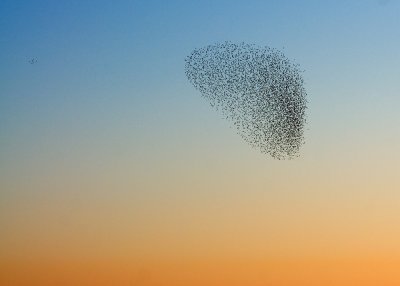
left=185, top=42, right=307, bottom=159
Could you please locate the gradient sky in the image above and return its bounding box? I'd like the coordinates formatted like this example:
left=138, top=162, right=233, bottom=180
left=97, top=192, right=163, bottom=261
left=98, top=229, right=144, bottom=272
left=1, top=1, right=400, bottom=285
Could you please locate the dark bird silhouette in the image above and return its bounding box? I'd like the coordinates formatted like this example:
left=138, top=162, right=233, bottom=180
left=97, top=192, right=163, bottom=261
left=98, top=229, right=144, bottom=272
left=185, top=42, right=307, bottom=160
left=28, top=58, right=37, bottom=64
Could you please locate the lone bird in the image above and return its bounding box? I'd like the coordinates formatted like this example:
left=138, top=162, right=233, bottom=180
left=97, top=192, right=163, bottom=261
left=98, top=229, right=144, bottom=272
left=28, top=58, right=37, bottom=64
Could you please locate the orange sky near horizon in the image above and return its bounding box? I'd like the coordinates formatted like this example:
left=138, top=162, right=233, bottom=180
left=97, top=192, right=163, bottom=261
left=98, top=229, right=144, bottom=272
left=2, top=257, right=400, bottom=286
left=2, top=142, right=400, bottom=286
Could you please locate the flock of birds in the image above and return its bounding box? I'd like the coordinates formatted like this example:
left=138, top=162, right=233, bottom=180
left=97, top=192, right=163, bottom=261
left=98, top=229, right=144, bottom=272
left=185, top=42, right=307, bottom=159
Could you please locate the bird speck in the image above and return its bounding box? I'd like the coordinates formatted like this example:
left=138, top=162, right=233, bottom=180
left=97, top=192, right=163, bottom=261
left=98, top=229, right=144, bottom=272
left=28, top=58, right=37, bottom=64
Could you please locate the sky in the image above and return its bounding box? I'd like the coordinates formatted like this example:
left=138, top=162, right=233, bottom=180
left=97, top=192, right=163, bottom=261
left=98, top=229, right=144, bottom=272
left=1, top=0, right=400, bottom=285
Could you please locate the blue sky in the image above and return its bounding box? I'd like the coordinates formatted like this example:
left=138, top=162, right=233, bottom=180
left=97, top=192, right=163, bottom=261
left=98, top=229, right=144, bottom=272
left=1, top=0, right=399, bottom=177
left=1, top=1, right=400, bottom=172
left=1, top=0, right=400, bottom=192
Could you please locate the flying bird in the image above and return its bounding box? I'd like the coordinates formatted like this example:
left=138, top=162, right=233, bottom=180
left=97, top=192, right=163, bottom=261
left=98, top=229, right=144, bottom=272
left=28, top=58, right=37, bottom=64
